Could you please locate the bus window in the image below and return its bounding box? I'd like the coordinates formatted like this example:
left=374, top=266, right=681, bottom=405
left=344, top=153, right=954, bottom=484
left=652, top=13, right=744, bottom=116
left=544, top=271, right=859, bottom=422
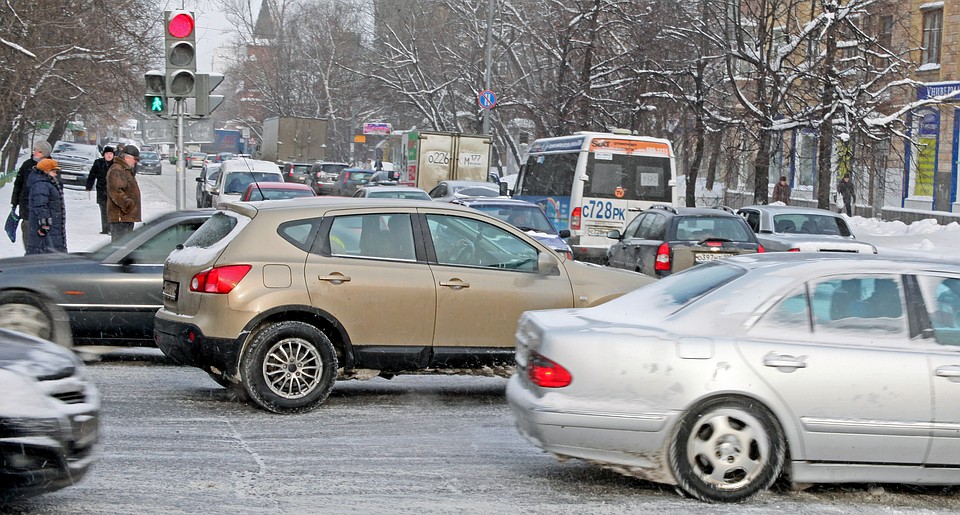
left=519, top=153, right=578, bottom=196
left=584, top=154, right=671, bottom=202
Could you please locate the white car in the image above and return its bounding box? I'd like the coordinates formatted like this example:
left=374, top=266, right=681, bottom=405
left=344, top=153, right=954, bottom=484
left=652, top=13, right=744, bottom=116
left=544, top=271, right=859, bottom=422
left=211, top=158, right=285, bottom=206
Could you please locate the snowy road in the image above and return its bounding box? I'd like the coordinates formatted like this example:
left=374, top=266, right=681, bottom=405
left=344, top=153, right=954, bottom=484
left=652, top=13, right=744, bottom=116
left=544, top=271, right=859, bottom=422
left=4, top=353, right=960, bottom=514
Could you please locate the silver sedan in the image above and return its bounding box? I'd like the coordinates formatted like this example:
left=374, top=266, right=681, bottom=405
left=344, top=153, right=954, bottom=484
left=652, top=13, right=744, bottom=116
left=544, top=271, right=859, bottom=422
left=507, top=252, right=960, bottom=502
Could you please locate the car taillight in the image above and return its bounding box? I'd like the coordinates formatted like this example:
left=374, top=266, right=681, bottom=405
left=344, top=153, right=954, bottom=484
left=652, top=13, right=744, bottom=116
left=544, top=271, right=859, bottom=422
left=654, top=242, right=671, bottom=271
left=528, top=352, right=572, bottom=388
left=705, top=240, right=722, bottom=247
left=788, top=247, right=799, bottom=252
left=190, top=265, right=252, bottom=294
left=570, top=207, right=581, bottom=231
left=758, top=244, right=765, bottom=253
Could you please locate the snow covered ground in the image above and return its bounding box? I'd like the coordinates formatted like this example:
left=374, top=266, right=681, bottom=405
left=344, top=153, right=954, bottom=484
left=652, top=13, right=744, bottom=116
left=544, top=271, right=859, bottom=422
left=1, top=172, right=959, bottom=260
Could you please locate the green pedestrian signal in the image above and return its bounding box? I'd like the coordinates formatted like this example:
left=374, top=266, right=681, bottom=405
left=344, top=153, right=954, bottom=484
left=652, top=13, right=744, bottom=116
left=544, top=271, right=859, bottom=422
left=149, top=95, right=164, bottom=112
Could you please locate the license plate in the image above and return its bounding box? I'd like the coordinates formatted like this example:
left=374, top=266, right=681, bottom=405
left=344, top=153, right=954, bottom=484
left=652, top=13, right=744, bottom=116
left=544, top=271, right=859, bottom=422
left=162, top=280, right=179, bottom=301
left=694, top=252, right=733, bottom=263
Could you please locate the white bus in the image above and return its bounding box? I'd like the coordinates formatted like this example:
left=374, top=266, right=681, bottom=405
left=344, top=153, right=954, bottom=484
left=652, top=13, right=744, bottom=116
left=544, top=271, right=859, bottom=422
left=513, top=131, right=678, bottom=262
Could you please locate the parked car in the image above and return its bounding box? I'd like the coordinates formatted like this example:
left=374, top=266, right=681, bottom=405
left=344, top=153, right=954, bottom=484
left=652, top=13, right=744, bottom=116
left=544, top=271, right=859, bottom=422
left=0, top=210, right=212, bottom=347
left=188, top=152, right=207, bottom=169
left=280, top=162, right=313, bottom=184
left=330, top=168, right=376, bottom=196
left=606, top=205, right=763, bottom=277
left=367, top=170, right=401, bottom=186
left=50, top=141, right=100, bottom=187
left=737, top=204, right=878, bottom=253
left=196, top=163, right=221, bottom=208
left=0, top=329, right=99, bottom=501
left=427, top=180, right=501, bottom=202
left=138, top=150, right=162, bottom=175
left=155, top=198, right=653, bottom=413
left=453, top=198, right=573, bottom=259
left=211, top=158, right=285, bottom=206
left=306, top=162, right=350, bottom=195
left=240, top=182, right=316, bottom=201
left=352, top=185, right=431, bottom=200
left=507, top=252, right=960, bottom=502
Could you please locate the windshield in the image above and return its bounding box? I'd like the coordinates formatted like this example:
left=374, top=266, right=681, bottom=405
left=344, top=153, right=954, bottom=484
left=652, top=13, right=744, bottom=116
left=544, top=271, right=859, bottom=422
left=140, top=151, right=159, bottom=160
left=454, top=186, right=498, bottom=197
left=52, top=142, right=99, bottom=159
left=473, top=205, right=555, bottom=233
left=519, top=153, right=578, bottom=196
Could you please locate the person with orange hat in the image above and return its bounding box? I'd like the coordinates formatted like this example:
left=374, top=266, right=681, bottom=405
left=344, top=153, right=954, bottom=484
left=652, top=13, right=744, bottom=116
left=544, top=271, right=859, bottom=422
left=25, top=158, right=66, bottom=254
left=10, top=140, right=52, bottom=250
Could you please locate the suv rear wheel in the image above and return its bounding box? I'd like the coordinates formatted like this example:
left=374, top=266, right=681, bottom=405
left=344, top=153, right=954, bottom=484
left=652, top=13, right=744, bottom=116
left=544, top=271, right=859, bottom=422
left=240, top=321, right=338, bottom=414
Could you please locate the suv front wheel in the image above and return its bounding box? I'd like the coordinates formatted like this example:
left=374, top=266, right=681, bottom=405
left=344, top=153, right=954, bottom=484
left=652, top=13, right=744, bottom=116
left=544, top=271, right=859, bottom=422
left=240, top=321, right=338, bottom=414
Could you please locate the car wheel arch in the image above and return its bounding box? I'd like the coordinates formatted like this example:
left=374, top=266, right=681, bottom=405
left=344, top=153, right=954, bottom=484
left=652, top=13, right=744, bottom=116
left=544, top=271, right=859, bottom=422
left=0, top=288, right=74, bottom=348
left=236, top=304, right=356, bottom=370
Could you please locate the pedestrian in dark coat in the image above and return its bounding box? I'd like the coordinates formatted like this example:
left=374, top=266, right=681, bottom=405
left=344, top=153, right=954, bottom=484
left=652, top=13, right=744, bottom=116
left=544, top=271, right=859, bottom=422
left=10, top=141, right=51, bottom=249
left=838, top=174, right=855, bottom=216
left=86, top=145, right=114, bottom=234
left=26, top=158, right=67, bottom=254
left=106, top=145, right=142, bottom=242
left=771, top=176, right=791, bottom=205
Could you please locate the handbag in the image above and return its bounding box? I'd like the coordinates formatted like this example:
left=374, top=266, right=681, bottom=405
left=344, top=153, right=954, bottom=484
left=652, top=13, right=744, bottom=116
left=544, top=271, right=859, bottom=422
left=5, top=209, right=18, bottom=243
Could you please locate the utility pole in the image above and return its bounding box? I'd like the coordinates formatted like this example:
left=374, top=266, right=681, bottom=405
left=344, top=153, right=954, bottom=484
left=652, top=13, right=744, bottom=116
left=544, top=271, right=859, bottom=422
left=482, top=0, right=494, bottom=134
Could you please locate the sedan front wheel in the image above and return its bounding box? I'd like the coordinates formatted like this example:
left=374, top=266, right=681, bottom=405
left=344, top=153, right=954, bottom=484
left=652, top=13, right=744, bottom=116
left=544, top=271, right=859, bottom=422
left=241, top=321, right=337, bottom=414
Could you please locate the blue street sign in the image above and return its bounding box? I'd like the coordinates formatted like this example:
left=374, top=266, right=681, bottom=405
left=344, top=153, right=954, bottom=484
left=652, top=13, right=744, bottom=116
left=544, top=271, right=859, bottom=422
left=478, top=90, right=497, bottom=110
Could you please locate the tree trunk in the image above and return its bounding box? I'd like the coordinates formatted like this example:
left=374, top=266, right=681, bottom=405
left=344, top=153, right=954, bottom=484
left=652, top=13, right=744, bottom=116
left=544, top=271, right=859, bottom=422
left=47, top=117, right=69, bottom=147
left=816, top=5, right=838, bottom=210
left=686, top=117, right=705, bottom=207
left=705, top=131, right=721, bottom=191
left=753, top=129, right=771, bottom=204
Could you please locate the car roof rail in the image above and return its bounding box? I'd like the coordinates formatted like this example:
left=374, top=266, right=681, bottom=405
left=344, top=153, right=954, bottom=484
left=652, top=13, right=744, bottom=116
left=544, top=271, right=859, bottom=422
left=649, top=204, right=677, bottom=214
left=713, top=205, right=735, bottom=214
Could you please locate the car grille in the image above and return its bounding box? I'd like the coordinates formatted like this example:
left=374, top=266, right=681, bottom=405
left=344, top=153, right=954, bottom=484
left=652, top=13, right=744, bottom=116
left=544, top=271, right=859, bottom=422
left=51, top=390, right=87, bottom=404
left=58, top=161, right=87, bottom=173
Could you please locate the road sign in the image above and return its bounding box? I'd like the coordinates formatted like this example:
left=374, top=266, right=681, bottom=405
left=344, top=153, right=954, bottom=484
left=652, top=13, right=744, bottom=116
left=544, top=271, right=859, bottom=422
left=143, top=118, right=214, bottom=144
left=478, top=90, right=497, bottom=110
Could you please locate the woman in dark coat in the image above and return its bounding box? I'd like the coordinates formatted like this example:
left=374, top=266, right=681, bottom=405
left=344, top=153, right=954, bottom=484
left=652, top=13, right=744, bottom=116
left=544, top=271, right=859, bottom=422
left=26, top=158, right=67, bottom=254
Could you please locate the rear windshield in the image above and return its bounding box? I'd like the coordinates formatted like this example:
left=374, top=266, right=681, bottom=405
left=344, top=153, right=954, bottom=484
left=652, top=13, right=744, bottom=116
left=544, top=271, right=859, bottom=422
left=675, top=217, right=754, bottom=242
left=346, top=171, right=374, bottom=180
left=772, top=213, right=851, bottom=236
left=182, top=212, right=239, bottom=248
left=590, top=261, right=745, bottom=320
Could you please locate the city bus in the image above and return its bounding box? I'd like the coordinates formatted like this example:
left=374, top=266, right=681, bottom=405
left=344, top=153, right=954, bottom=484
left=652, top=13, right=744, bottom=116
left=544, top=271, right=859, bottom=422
left=513, top=131, right=678, bottom=262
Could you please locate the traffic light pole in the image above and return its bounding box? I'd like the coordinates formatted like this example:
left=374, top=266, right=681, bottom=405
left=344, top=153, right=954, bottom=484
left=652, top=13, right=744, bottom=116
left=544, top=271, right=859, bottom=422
left=176, top=98, right=185, bottom=211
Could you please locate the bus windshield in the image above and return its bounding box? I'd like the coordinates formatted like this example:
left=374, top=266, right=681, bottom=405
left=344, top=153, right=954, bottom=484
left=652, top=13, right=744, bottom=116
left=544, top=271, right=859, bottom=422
left=519, top=153, right=577, bottom=197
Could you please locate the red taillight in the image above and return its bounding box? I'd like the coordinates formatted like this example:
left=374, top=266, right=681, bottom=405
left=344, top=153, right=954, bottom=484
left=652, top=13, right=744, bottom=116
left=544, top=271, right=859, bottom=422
left=788, top=247, right=800, bottom=252
left=705, top=240, right=722, bottom=247
left=189, top=265, right=252, bottom=294
left=528, top=353, right=572, bottom=388
left=654, top=242, right=671, bottom=271
left=758, top=244, right=765, bottom=253
left=570, top=207, right=582, bottom=231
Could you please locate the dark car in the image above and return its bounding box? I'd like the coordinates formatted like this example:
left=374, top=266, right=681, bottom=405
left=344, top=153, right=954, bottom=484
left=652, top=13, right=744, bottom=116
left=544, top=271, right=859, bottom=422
left=0, top=210, right=212, bottom=347
left=0, top=329, right=99, bottom=501
left=453, top=197, right=573, bottom=259
left=138, top=150, right=162, bottom=175
left=281, top=162, right=312, bottom=184
left=368, top=170, right=401, bottom=186
left=195, top=164, right=221, bottom=208
left=306, top=161, right=350, bottom=195
left=331, top=168, right=375, bottom=196
left=606, top=205, right=764, bottom=278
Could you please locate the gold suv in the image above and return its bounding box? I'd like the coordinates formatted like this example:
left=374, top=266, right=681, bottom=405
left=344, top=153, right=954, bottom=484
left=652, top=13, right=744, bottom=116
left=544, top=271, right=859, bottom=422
left=155, top=198, right=652, bottom=413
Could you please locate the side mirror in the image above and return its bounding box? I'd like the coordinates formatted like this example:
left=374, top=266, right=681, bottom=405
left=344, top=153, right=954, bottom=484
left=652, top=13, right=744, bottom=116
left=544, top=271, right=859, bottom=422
left=499, top=182, right=508, bottom=196
left=607, top=229, right=622, bottom=240
left=210, top=188, right=219, bottom=195
left=559, top=229, right=571, bottom=239
left=196, top=177, right=203, bottom=183
left=537, top=252, right=560, bottom=276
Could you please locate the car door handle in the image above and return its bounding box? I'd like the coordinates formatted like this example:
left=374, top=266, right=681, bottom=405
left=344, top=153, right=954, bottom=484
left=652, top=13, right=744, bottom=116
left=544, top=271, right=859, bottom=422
left=763, top=353, right=807, bottom=369
left=935, top=365, right=960, bottom=378
left=439, top=279, right=470, bottom=290
left=317, top=273, right=351, bottom=285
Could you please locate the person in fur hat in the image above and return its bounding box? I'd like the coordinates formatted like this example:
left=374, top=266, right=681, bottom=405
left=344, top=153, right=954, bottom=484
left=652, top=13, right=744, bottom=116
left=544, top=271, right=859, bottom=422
left=106, top=145, right=142, bottom=242
left=26, top=158, right=67, bottom=254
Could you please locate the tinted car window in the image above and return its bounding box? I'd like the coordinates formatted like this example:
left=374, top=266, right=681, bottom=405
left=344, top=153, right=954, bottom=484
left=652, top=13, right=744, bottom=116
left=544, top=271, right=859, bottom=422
left=811, top=276, right=906, bottom=338
left=183, top=212, right=239, bottom=248
left=328, top=214, right=415, bottom=261
left=917, top=275, right=960, bottom=346
left=129, top=221, right=205, bottom=264
left=675, top=217, right=753, bottom=242
left=773, top=214, right=851, bottom=236
left=471, top=205, right=555, bottom=233
left=519, top=153, right=578, bottom=197
left=622, top=214, right=643, bottom=238
left=426, top=215, right=538, bottom=272
left=279, top=219, right=321, bottom=252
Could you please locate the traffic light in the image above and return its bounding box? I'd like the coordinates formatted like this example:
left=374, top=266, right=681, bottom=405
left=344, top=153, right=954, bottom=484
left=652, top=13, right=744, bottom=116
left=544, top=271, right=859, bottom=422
left=196, top=73, right=224, bottom=116
left=164, top=10, right=196, bottom=98
left=144, top=70, right=166, bottom=115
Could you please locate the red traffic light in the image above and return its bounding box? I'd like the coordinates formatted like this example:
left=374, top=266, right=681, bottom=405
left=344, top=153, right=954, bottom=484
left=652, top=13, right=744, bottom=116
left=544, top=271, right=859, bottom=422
left=168, top=12, right=194, bottom=39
